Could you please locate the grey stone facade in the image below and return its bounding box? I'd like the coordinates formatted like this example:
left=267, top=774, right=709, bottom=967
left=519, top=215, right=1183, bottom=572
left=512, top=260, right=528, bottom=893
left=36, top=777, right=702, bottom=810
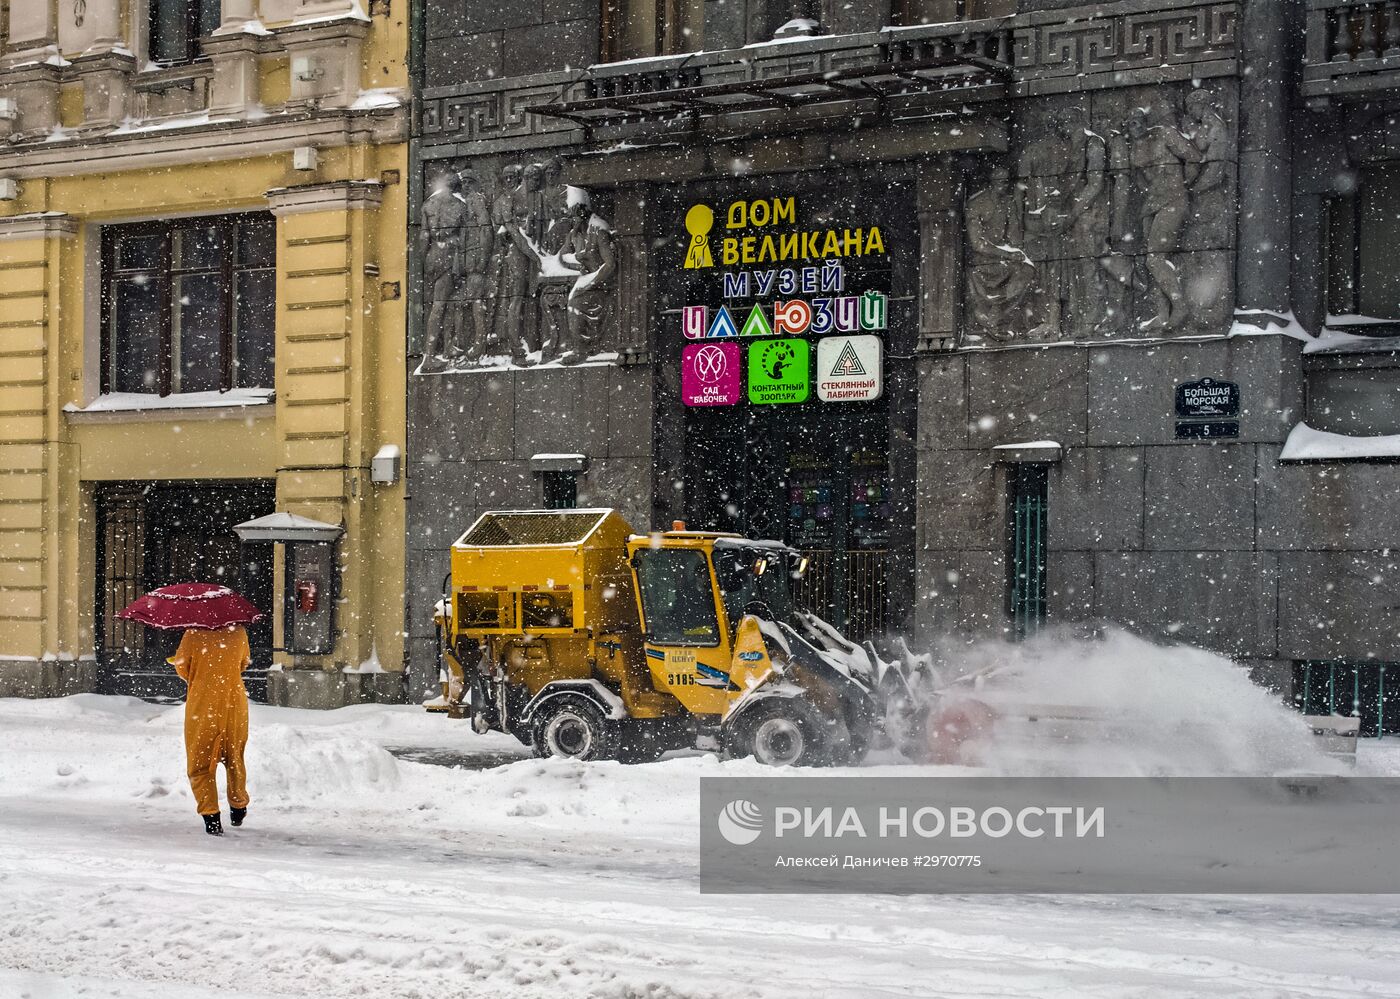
left=408, top=0, right=1400, bottom=725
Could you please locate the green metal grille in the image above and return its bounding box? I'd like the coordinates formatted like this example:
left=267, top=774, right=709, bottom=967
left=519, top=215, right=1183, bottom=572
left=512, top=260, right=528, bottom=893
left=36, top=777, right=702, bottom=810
left=1294, top=661, right=1398, bottom=737
left=1008, top=466, right=1048, bottom=641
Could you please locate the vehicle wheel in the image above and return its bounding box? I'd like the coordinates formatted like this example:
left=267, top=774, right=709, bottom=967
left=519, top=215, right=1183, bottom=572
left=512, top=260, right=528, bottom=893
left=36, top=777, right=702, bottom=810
left=531, top=696, right=618, bottom=761
left=727, top=699, right=828, bottom=768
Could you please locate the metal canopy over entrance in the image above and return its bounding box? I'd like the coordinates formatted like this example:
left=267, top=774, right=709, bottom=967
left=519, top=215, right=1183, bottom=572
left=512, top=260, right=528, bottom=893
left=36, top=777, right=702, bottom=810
left=526, top=51, right=1010, bottom=127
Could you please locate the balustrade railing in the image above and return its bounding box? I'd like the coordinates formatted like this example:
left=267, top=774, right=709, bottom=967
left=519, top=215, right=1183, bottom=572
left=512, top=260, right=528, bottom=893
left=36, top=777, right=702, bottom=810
left=1312, top=0, right=1400, bottom=64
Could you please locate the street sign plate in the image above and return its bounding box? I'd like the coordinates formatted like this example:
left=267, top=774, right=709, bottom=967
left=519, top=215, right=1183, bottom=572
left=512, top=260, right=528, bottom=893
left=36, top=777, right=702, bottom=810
left=1175, top=420, right=1240, bottom=440
left=1176, top=378, right=1240, bottom=418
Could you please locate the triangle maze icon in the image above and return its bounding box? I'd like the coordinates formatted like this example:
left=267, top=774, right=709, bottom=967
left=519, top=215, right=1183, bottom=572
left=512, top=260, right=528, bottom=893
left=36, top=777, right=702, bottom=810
left=830, top=339, right=866, bottom=377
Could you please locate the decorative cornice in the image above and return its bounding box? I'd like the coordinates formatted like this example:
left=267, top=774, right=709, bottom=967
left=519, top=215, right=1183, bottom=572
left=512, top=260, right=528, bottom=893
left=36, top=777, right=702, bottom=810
left=416, top=0, right=1240, bottom=150
left=0, top=108, right=406, bottom=179
left=0, top=212, right=79, bottom=241
left=265, top=180, right=383, bottom=215
left=272, top=15, right=371, bottom=46
left=0, top=61, right=63, bottom=84
left=68, top=50, right=138, bottom=76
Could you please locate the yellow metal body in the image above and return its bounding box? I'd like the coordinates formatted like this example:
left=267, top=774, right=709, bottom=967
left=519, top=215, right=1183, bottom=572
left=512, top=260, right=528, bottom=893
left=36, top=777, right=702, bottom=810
left=446, top=510, right=672, bottom=719
left=625, top=533, right=776, bottom=718
left=441, top=510, right=784, bottom=724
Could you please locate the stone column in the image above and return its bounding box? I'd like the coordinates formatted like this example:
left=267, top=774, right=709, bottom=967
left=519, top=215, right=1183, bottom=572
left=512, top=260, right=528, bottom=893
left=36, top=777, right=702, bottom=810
left=70, top=51, right=136, bottom=128
left=612, top=189, right=650, bottom=358
left=1235, top=0, right=1296, bottom=316
left=204, top=33, right=262, bottom=118
left=218, top=0, right=260, bottom=31
left=1, top=2, right=62, bottom=138
left=916, top=159, right=962, bottom=350
left=275, top=17, right=369, bottom=110
left=3, top=0, right=60, bottom=66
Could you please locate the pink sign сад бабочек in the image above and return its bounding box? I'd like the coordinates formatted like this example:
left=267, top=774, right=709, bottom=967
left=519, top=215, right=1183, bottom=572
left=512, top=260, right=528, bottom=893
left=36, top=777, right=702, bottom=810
left=682, top=342, right=740, bottom=407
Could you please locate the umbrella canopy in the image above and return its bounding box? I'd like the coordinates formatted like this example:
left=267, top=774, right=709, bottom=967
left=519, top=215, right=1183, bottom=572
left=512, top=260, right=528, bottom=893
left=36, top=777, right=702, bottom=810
left=116, top=583, right=263, bottom=631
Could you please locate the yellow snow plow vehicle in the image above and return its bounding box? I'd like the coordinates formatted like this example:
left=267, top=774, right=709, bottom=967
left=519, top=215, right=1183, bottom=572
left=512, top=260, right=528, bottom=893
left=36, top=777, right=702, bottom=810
left=430, top=508, right=925, bottom=765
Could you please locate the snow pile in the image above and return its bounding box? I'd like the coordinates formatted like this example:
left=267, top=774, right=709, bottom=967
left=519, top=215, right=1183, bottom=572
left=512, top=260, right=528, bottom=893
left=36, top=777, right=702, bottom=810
left=245, top=725, right=401, bottom=802
left=0, top=697, right=405, bottom=810
left=933, top=627, right=1335, bottom=777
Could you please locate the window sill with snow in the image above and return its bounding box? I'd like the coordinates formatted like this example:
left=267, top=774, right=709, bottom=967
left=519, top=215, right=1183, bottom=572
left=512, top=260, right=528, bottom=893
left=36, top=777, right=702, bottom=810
left=62, top=389, right=275, bottom=424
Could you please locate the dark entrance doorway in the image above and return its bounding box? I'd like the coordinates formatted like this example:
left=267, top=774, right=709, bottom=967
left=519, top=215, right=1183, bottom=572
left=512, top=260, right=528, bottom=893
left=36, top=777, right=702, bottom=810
left=685, top=400, right=893, bottom=640
left=95, top=480, right=275, bottom=701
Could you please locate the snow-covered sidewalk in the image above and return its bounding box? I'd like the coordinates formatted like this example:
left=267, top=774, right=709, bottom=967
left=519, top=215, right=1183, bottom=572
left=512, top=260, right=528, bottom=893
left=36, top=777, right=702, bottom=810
left=2, top=695, right=1399, bottom=998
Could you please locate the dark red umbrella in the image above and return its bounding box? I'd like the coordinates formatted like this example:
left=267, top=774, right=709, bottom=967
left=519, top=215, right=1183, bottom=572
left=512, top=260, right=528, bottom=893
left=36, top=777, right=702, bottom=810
left=117, top=583, right=263, bottom=630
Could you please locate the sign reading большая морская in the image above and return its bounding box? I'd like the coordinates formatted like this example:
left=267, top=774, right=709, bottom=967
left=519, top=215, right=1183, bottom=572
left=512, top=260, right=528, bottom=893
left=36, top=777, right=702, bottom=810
left=679, top=196, right=886, bottom=408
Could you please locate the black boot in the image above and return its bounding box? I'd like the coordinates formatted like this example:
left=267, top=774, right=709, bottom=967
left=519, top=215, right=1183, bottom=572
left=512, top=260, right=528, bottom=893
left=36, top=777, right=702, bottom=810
left=230, top=807, right=246, bottom=828
left=203, top=813, right=224, bottom=837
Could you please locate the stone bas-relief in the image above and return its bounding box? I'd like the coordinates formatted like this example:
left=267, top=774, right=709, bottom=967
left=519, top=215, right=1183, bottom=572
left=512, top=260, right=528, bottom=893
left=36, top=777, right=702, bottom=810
left=418, top=160, right=619, bottom=372
left=966, top=92, right=1233, bottom=343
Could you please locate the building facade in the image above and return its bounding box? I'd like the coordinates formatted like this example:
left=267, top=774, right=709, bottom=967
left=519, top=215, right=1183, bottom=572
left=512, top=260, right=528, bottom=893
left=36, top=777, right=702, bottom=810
left=403, top=0, right=1400, bottom=737
left=0, top=0, right=409, bottom=707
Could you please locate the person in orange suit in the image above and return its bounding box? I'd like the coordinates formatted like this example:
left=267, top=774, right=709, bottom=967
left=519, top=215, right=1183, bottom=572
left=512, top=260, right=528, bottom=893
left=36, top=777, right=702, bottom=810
left=168, top=625, right=252, bottom=836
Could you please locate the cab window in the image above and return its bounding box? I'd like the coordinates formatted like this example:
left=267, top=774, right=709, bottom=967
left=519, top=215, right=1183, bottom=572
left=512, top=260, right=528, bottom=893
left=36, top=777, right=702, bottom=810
left=634, top=548, right=720, bottom=647
left=714, top=547, right=795, bottom=631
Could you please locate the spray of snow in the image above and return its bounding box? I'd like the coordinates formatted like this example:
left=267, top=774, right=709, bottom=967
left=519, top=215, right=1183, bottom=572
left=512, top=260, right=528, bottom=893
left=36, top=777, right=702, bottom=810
left=927, top=627, right=1336, bottom=777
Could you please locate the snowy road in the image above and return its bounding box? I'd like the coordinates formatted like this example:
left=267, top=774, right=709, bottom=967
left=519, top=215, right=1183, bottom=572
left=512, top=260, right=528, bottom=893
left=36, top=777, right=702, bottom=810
left=2, top=697, right=1399, bottom=999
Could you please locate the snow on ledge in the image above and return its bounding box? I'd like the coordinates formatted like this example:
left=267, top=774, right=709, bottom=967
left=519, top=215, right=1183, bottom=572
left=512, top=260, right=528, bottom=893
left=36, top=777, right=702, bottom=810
left=1280, top=422, right=1400, bottom=462
left=992, top=440, right=1062, bottom=450
left=350, top=88, right=404, bottom=110
left=1228, top=309, right=1312, bottom=343
left=65, top=389, right=274, bottom=414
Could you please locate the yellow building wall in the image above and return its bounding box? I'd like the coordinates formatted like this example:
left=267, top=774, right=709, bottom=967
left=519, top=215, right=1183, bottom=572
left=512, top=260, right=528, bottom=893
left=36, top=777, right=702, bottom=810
left=0, top=144, right=408, bottom=675
left=0, top=231, right=61, bottom=656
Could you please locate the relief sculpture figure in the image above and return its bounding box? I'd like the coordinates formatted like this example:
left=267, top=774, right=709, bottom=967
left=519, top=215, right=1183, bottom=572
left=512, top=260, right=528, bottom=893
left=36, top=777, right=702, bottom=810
left=554, top=188, right=617, bottom=365
left=1125, top=106, right=1202, bottom=331
left=455, top=171, right=493, bottom=363
left=1184, top=89, right=1230, bottom=248
left=966, top=165, right=1037, bottom=342
left=1018, top=112, right=1079, bottom=339
left=420, top=172, right=468, bottom=370
left=489, top=164, right=535, bottom=364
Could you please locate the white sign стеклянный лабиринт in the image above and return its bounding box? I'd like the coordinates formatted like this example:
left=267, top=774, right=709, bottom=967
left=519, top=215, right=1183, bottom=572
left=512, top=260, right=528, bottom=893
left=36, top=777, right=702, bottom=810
left=816, top=335, right=882, bottom=402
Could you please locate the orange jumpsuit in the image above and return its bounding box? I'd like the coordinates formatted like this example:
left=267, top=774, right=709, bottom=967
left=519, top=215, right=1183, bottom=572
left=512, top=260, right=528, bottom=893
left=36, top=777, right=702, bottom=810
left=168, top=626, right=251, bottom=817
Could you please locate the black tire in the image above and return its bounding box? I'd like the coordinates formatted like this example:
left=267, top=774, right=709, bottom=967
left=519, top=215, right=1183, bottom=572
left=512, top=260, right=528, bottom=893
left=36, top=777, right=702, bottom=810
left=530, top=695, right=619, bottom=761
left=725, top=698, right=829, bottom=768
